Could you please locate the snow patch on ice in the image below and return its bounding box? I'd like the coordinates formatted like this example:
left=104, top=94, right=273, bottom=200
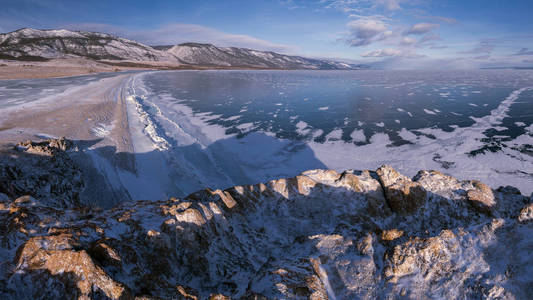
left=224, top=115, right=241, bottom=121
left=326, top=129, right=342, bottom=141
left=91, top=122, right=115, bottom=138
left=350, top=129, right=366, bottom=142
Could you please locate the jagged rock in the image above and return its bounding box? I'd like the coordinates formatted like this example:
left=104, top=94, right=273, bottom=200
left=0, top=147, right=532, bottom=299
left=13, top=237, right=130, bottom=299
left=89, top=240, right=123, bottom=267
left=467, top=180, right=496, bottom=214
left=17, top=136, right=73, bottom=155
left=376, top=165, right=427, bottom=214
left=518, top=203, right=533, bottom=223
left=497, top=185, right=521, bottom=195
left=413, top=170, right=464, bottom=199
left=0, top=137, right=83, bottom=207
left=176, top=285, right=199, bottom=300
left=381, top=229, right=404, bottom=241
left=384, top=230, right=457, bottom=283
left=208, top=294, right=231, bottom=300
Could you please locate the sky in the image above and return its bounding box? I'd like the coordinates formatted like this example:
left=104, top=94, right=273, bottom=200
left=1, top=0, right=533, bottom=69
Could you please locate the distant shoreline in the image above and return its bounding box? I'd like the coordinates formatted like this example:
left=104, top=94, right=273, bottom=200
left=0, top=58, right=368, bottom=80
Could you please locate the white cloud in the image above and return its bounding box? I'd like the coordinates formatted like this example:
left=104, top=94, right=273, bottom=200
left=406, top=23, right=439, bottom=35
left=401, top=36, right=417, bottom=45
left=361, top=48, right=402, bottom=57
left=345, top=16, right=390, bottom=46
left=361, top=48, right=425, bottom=58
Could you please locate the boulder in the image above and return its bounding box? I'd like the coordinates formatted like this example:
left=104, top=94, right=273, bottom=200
left=518, top=203, right=533, bottom=223
left=466, top=180, right=496, bottom=214
left=376, top=165, right=427, bottom=214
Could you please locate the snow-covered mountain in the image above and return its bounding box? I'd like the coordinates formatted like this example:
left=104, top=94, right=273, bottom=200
left=158, top=42, right=367, bottom=69
left=0, top=28, right=369, bottom=69
left=0, top=28, right=173, bottom=61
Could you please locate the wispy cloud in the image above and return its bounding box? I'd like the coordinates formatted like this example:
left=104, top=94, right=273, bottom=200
left=320, top=0, right=404, bottom=13
left=361, top=48, right=401, bottom=57
left=376, top=0, right=402, bottom=11
left=513, top=48, right=533, bottom=56
left=400, top=36, right=417, bottom=45
left=428, top=16, right=458, bottom=24
left=279, top=0, right=301, bottom=10
left=361, top=48, right=424, bottom=58
left=458, top=41, right=494, bottom=54
left=405, top=23, right=439, bottom=35
left=413, top=14, right=459, bottom=25
left=419, top=33, right=441, bottom=43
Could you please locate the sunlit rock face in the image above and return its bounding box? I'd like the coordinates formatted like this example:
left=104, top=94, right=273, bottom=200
left=0, top=139, right=532, bottom=299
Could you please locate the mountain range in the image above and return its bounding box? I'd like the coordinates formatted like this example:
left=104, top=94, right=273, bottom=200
left=0, top=28, right=369, bottom=70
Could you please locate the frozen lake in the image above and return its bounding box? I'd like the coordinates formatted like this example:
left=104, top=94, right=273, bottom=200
left=128, top=69, right=533, bottom=195
left=1, top=69, right=532, bottom=199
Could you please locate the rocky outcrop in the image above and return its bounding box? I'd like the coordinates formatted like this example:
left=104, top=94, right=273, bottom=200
left=376, top=165, right=427, bottom=214
left=518, top=203, right=533, bottom=223
left=0, top=137, right=83, bottom=207
left=0, top=140, right=532, bottom=299
left=466, top=180, right=496, bottom=214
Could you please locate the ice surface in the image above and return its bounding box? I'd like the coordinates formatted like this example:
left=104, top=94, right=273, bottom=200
left=127, top=70, right=533, bottom=195
left=2, top=69, right=532, bottom=201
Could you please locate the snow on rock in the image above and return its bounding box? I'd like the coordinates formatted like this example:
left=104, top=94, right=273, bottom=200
left=0, top=137, right=83, bottom=208
left=0, top=141, right=532, bottom=299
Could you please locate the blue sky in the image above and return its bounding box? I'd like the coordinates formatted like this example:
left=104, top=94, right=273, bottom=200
left=1, top=0, right=533, bottom=68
